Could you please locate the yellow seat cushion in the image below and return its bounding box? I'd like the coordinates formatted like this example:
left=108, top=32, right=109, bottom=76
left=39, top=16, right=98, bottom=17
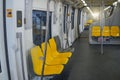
left=111, top=26, right=119, bottom=37
left=102, top=26, right=110, bottom=37
left=87, top=20, right=93, bottom=24
left=41, top=43, right=69, bottom=65
left=30, top=46, right=64, bottom=76
left=92, top=26, right=101, bottom=37
left=49, top=38, right=72, bottom=58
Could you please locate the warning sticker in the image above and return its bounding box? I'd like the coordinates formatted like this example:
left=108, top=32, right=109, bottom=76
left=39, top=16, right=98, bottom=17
left=7, top=9, right=12, bottom=18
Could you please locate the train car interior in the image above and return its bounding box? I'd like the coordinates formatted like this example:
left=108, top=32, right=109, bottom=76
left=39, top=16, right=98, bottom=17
left=0, top=0, right=120, bottom=80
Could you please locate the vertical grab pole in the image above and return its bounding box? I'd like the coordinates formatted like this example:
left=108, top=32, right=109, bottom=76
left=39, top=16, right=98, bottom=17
left=100, top=5, right=103, bottom=54
left=41, top=0, right=50, bottom=80
left=65, top=5, right=69, bottom=48
left=100, top=1, right=105, bottom=55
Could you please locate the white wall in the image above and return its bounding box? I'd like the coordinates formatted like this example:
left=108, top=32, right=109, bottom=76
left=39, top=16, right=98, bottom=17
left=6, top=0, right=28, bottom=79
left=79, top=10, right=85, bottom=33
left=52, top=2, right=64, bottom=47
left=33, top=0, right=54, bottom=11
left=74, top=9, right=79, bottom=39
left=32, top=0, right=80, bottom=48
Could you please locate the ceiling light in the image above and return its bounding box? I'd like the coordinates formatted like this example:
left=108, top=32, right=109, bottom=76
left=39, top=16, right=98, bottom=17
left=104, top=6, right=111, bottom=11
left=84, top=3, right=87, bottom=6
left=82, top=1, right=85, bottom=4
left=81, top=0, right=84, bottom=2
left=86, top=7, right=94, bottom=16
left=113, top=1, right=117, bottom=5
left=93, top=12, right=99, bottom=19
left=118, top=0, right=120, bottom=3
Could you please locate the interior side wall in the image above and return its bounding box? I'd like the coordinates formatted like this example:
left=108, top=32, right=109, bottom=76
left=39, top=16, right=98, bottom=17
left=32, top=0, right=81, bottom=48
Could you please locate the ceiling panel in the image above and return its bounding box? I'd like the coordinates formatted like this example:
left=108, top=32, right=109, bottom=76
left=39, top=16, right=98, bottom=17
left=85, top=0, right=117, bottom=7
left=62, top=0, right=117, bottom=7
left=61, top=0, right=117, bottom=13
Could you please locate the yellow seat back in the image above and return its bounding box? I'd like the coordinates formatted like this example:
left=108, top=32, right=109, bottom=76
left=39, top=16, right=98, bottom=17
left=41, top=43, right=53, bottom=62
left=87, top=20, right=93, bottom=24
left=49, top=38, right=57, bottom=51
left=92, top=26, right=101, bottom=37
left=30, top=46, right=43, bottom=75
left=30, top=46, right=64, bottom=75
left=111, top=26, right=119, bottom=37
left=102, top=26, right=110, bottom=37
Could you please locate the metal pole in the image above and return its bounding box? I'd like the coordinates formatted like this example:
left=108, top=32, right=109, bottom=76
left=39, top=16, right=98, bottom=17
left=100, top=1, right=105, bottom=55
left=41, top=0, right=50, bottom=80
left=16, top=32, right=25, bottom=80
left=65, top=5, right=70, bottom=48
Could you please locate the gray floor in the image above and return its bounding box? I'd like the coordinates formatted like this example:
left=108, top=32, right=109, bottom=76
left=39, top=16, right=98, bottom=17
left=52, top=30, right=120, bottom=80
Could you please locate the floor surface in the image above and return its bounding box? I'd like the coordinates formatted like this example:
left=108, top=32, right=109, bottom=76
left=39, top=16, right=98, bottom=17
left=52, top=30, right=120, bottom=80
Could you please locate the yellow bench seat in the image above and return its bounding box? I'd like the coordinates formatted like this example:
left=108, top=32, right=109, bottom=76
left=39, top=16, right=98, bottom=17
left=102, top=26, right=110, bottom=37
left=31, top=46, right=64, bottom=76
left=111, top=26, right=120, bottom=37
left=49, top=38, right=72, bottom=58
left=92, top=26, right=101, bottom=37
left=41, top=43, right=69, bottom=65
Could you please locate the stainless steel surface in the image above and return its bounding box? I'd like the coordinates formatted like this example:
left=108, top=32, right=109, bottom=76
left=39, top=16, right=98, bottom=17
left=41, top=0, right=50, bottom=80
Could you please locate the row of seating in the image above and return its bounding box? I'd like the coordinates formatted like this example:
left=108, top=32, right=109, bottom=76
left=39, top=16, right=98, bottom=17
left=92, top=26, right=120, bottom=37
left=30, top=38, right=72, bottom=76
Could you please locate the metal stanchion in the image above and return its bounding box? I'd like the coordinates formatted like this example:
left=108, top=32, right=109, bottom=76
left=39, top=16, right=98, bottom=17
left=41, top=0, right=50, bottom=80
left=100, top=1, right=105, bottom=55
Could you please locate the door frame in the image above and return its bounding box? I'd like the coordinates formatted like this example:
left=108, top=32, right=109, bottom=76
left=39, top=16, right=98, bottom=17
left=0, top=0, right=10, bottom=80
left=3, top=0, right=11, bottom=79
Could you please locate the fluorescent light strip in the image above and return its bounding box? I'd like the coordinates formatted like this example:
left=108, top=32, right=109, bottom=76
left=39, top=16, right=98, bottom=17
left=86, top=7, right=94, bottom=16
left=104, top=6, right=111, bottom=11
left=80, top=0, right=94, bottom=16
left=81, top=0, right=87, bottom=6
left=118, top=0, right=120, bottom=3
left=81, top=0, right=84, bottom=2
left=82, top=1, right=85, bottom=4
left=84, top=3, right=87, bottom=6
left=113, top=1, right=117, bottom=5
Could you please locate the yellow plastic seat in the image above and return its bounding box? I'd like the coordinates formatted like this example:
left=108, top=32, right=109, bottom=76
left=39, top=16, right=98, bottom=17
left=41, top=43, right=69, bottom=65
left=92, top=26, right=101, bottom=37
left=111, top=26, right=119, bottom=37
left=102, top=26, right=110, bottom=37
left=30, top=46, right=64, bottom=76
left=49, top=38, right=72, bottom=58
left=84, top=23, right=89, bottom=26
left=87, top=20, right=93, bottom=24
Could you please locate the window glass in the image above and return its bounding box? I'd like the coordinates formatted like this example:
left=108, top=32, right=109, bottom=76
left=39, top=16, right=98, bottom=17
left=32, top=10, right=52, bottom=45
left=77, top=9, right=81, bottom=26
left=71, top=8, right=75, bottom=29
left=63, top=6, right=66, bottom=33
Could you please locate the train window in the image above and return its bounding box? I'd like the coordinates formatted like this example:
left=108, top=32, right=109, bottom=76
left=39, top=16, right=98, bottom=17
left=77, top=9, right=81, bottom=27
left=32, top=10, right=52, bottom=45
left=63, top=6, right=66, bottom=33
left=71, top=8, right=75, bottom=29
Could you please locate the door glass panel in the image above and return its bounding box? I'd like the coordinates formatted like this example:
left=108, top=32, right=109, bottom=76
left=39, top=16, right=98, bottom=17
left=63, top=6, right=66, bottom=33
left=32, top=10, right=52, bottom=45
left=71, top=8, right=75, bottom=29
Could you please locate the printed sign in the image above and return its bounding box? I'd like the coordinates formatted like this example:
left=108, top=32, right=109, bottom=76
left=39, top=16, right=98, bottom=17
left=7, top=9, right=12, bottom=18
